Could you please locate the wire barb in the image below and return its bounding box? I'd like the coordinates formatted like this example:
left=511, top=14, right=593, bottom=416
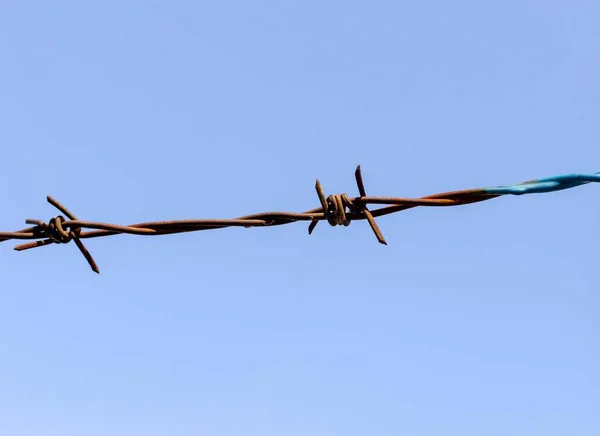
left=1, top=165, right=598, bottom=273
left=355, top=165, right=387, bottom=245
left=308, top=166, right=387, bottom=244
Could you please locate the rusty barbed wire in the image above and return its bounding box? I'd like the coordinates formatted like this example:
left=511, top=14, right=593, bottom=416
left=1, top=165, right=599, bottom=273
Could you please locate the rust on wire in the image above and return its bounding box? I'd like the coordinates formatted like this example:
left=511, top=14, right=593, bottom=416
left=1, top=165, right=596, bottom=273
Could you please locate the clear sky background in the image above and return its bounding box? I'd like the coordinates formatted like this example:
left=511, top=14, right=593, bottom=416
left=1, top=1, right=598, bottom=435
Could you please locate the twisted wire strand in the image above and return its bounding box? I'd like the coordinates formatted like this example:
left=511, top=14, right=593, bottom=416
left=1, top=166, right=598, bottom=273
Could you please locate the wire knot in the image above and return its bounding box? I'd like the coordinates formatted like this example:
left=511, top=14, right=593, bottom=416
left=37, top=215, right=75, bottom=244
left=323, top=193, right=355, bottom=227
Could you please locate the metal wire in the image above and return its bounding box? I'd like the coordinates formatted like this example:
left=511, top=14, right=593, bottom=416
left=1, top=166, right=598, bottom=273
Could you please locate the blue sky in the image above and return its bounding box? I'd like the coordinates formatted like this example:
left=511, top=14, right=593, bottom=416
left=1, top=1, right=598, bottom=435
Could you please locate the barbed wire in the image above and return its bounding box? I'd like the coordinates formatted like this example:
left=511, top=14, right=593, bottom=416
left=2, top=165, right=599, bottom=273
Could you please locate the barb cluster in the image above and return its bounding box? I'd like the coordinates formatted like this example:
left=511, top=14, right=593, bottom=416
left=1, top=165, right=598, bottom=273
